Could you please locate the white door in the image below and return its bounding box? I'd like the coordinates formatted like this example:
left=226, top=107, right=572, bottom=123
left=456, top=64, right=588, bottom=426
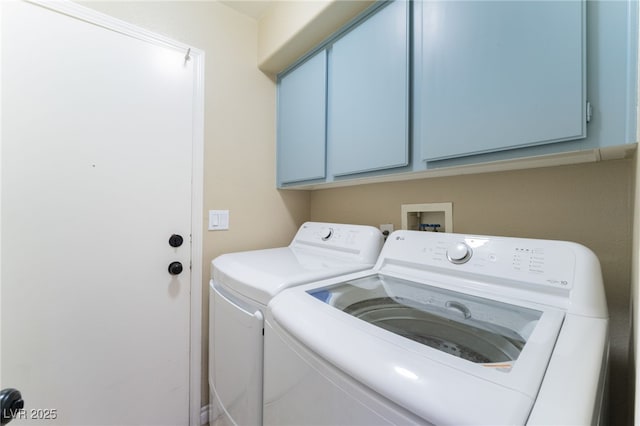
left=1, top=1, right=202, bottom=425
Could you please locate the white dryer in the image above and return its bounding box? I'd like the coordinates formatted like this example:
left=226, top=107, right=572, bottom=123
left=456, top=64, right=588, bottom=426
left=264, top=230, right=609, bottom=425
left=209, top=222, right=383, bottom=426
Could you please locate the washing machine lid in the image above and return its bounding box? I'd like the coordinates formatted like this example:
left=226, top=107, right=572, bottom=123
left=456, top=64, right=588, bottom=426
left=212, top=246, right=374, bottom=306
left=309, top=274, right=542, bottom=366
left=270, top=272, right=565, bottom=424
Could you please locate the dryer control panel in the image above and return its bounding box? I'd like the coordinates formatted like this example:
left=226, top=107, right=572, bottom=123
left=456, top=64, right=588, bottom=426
left=291, top=222, right=384, bottom=264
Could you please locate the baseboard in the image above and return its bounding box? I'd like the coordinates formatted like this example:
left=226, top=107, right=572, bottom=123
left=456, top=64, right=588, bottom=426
left=200, top=404, right=209, bottom=426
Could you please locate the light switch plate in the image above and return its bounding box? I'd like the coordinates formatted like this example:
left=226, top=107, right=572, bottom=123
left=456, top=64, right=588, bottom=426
left=208, top=210, right=229, bottom=231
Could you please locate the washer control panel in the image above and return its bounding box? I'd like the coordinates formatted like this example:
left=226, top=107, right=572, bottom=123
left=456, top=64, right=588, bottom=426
left=384, top=231, right=577, bottom=291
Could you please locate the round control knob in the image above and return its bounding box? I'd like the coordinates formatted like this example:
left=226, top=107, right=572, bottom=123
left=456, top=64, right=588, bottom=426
left=446, top=242, right=472, bottom=264
left=321, top=228, right=334, bottom=241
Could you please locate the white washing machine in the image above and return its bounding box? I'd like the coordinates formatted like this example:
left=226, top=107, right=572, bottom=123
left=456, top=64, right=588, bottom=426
left=208, top=222, right=383, bottom=426
left=264, top=230, right=609, bottom=425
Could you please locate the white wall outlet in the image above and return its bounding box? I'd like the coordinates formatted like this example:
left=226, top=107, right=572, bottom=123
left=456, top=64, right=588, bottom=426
left=401, top=203, right=453, bottom=232
left=208, top=210, right=229, bottom=231
left=380, top=224, right=394, bottom=234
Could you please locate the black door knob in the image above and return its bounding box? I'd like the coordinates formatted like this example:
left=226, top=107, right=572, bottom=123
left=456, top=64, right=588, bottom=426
left=169, top=234, right=183, bottom=248
left=1, top=388, right=24, bottom=425
left=168, top=261, right=183, bottom=275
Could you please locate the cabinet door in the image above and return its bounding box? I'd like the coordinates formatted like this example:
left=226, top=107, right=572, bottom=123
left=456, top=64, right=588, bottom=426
left=277, top=50, right=327, bottom=185
left=328, top=0, right=409, bottom=177
left=417, top=1, right=585, bottom=161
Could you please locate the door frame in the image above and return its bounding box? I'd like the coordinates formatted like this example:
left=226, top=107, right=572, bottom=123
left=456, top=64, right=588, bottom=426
left=0, top=1, right=205, bottom=424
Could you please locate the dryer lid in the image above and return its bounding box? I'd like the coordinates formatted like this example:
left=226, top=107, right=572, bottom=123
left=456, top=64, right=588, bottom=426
left=212, top=246, right=374, bottom=305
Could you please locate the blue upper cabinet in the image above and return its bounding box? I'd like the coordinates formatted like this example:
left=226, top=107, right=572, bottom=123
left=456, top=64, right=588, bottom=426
left=276, top=0, right=636, bottom=188
left=328, top=0, right=409, bottom=177
left=277, top=50, right=327, bottom=185
left=416, top=1, right=586, bottom=162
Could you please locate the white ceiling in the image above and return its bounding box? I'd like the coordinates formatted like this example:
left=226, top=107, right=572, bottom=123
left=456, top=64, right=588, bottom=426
left=220, top=0, right=274, bottom=20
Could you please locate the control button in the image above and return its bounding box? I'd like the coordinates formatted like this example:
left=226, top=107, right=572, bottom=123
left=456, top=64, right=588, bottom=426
left=322, top=228, right=334, bottom=241
left=446, top=242, right=472, bottom=264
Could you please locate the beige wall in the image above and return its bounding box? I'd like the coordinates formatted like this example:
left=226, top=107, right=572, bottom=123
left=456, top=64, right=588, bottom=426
left=79, top=0, right=310, bottom=406
left=311, top=159, right=633, bottom=425
left=257, top=0, right=373, bottom=75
